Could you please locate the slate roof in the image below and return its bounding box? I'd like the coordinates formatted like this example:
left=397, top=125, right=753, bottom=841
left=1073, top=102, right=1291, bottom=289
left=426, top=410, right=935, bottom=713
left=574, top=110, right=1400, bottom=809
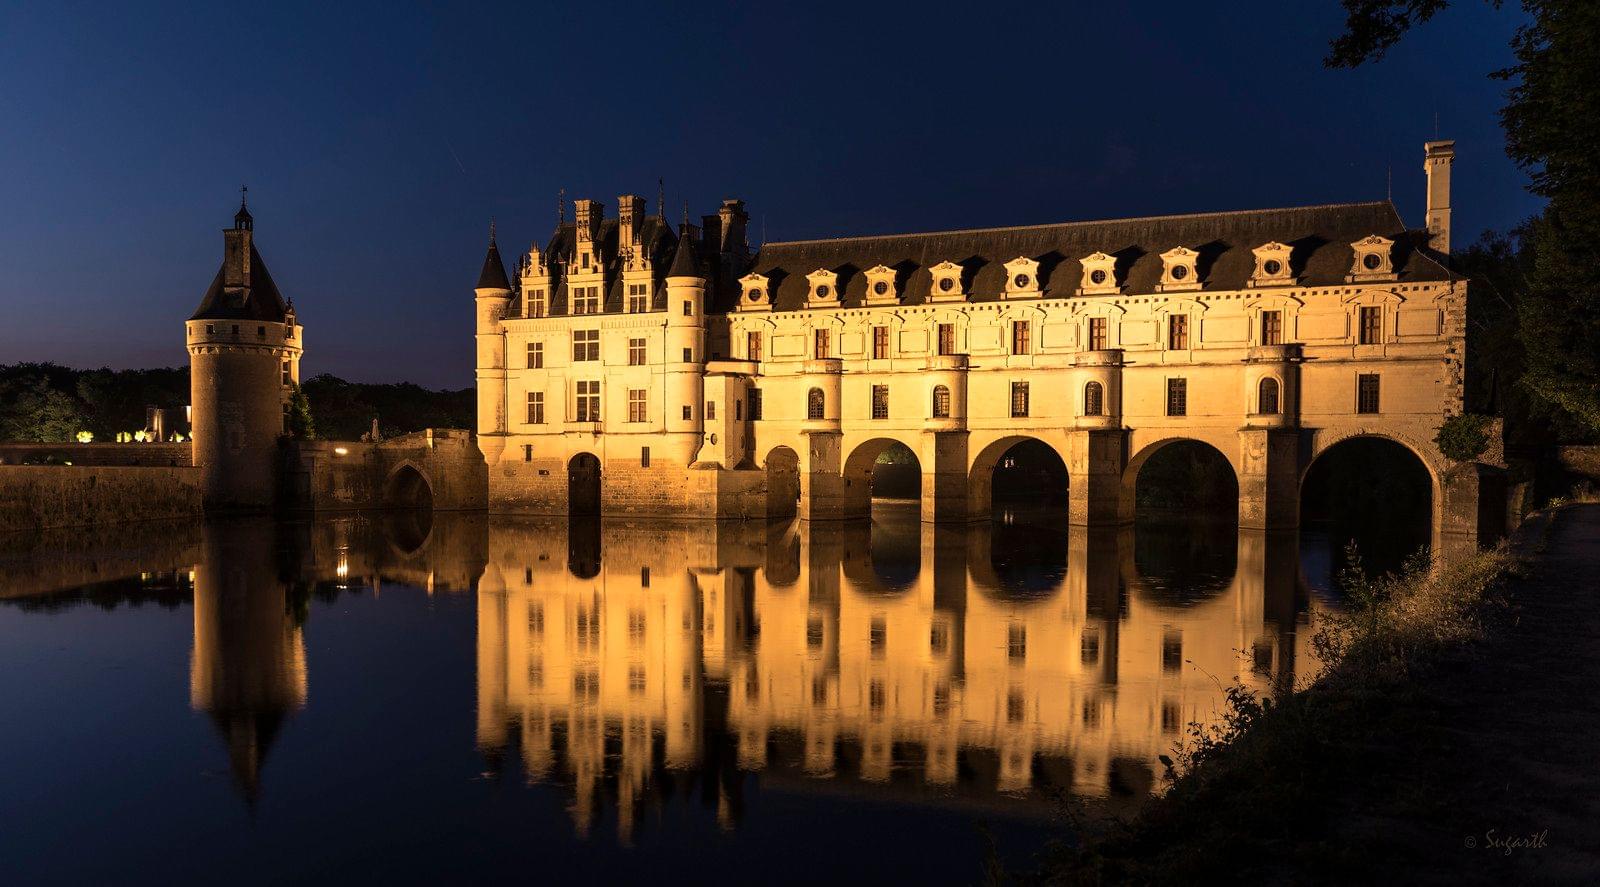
left=741, top=201, right=1451, bottom=312
left=477, top=239, right=511, bottom=291
left=667, top=227, right=701, bottom=278
left=190, top=243, right=290, bottom=322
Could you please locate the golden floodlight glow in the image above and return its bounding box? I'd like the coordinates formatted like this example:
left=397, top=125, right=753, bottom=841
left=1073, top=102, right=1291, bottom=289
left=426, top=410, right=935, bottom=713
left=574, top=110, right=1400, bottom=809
left=333, top=446, right=349, bottom=456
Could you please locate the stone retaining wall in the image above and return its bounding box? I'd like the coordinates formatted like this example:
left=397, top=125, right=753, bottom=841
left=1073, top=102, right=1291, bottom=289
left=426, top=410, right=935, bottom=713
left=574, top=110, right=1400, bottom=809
left=0, top=465, right=203, bottom=533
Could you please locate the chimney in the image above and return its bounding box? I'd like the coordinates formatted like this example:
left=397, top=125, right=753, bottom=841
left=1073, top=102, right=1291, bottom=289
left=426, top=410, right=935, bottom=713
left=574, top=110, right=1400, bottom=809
left=1424, top=140, right=1454, bottom=254
left=718, top=199, right=748, bottom=255
left=573, top=199, right=603, bottom=244
left=617, top=194, right=645, bottom=245
left=701, top=213, right=722, bottom=255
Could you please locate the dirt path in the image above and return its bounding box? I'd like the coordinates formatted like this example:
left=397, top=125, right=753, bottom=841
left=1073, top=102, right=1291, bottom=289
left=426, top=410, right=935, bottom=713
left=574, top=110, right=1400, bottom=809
left=1340, top=505, right=1600, bottom=882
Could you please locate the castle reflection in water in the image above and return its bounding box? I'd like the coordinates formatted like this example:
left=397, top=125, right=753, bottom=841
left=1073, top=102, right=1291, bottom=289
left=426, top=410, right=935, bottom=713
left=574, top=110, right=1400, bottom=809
left=0, top=506, right=1330, bottom=839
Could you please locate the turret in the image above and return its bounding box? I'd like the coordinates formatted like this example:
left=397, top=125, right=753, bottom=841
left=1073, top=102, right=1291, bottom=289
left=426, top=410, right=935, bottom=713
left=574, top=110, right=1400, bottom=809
left=1424, top=140, right=1454, bottom=254
left=186, top=194, right=303, bottom=509
left=475, top=224, right=512, bottom=465
left=664, top=229, right=707, bottom=446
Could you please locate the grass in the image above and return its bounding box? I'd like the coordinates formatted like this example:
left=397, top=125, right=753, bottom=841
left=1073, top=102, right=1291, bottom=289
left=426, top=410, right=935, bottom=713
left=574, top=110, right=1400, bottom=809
left=1030, top=540, right=1524, bottom=884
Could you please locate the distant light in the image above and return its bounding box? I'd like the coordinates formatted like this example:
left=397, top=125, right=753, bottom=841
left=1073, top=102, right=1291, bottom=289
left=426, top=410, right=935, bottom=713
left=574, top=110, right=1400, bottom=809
left=333, top=446, right=349, bottom=456
left=75, top=430, right=93, bottom=443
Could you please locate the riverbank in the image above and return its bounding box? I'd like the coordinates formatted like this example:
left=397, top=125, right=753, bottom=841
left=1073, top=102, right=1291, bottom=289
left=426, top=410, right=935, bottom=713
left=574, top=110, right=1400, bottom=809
left=1040, top=505, right=1600, bottom=883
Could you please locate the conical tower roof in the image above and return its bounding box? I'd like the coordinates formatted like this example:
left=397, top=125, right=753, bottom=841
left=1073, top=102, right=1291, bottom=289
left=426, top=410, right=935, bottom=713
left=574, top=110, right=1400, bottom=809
left=667, top=228, right=701, bottom=279
left=477, top=227, right=511, bottom=291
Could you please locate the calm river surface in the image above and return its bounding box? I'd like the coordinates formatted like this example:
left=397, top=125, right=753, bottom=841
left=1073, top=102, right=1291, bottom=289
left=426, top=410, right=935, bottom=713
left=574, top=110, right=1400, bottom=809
left=0, top=505, right=1403, bottom=883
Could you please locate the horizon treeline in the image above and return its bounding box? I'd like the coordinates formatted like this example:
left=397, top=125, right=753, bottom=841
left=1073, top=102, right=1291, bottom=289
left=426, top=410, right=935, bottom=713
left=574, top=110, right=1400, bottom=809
left=0, top=363, right=473, bottom=443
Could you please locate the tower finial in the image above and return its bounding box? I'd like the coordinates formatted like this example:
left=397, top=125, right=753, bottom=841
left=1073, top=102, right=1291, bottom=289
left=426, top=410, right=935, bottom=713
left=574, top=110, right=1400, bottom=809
left=240, top=185, right=248, bottom=210
left=657, top=179, right=664, bottom=218
left=681, top=199, right=688, bottom=230
left=489, top=217, right=496, bottom=245
left=557, top=188, right=565, bottom=226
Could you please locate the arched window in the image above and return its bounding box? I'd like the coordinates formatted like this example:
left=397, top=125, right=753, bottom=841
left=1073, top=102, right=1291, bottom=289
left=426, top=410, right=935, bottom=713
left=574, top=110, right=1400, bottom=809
left=807, top=388, right=825, bottom=420
left=1258, top=377, right=1280, bottom=415
left=932, top=385, right=951, bottom=419
left=1084, top=381, right=1104, bottom=417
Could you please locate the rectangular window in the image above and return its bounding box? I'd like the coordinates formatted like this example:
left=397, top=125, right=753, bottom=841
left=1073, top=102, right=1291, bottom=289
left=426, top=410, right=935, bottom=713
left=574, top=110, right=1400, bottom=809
left=627, top=283, right=649, bottom=314
left=1359, top=306, right=1381, bottom=345
left=576, top=380, right=600, bottom=422
left=749, top=389, right=763, bottom=421
left=682, top=405, right=691, bottom=420
left=1088, top=316, right=1107, bottom=351
left=1168, top=314, right=1189, bottom=350
left=522, top=444, right=532, bottom=462
left=813, top=328, right=831, bottom=359
left=1011, top=320, right=1031, bottom=355
left=1010, top=382, right=1029, bottom=418
left=747, top=331, right=762, bottom=361
left=526, top=392, right=545, bottom=424
left=573, top=329, right=599, bottom=361
left=932, top=385, right=951, bottom=419
left=1357, top=373, right=1381, bottom=414
left=641, top=447, right=650, bottom=468
left=682, top=300, right=693, bottom=317
left=937, top=323, right=955, bottom=356
left=872, top=325, right=889, bottom=360
left=528, top=288, right=547, bottom=318
left=1261, top=310, right=1283, bottom=346
left=628, top=389, right=647, bottom=423
left=573, top=285, right=600, bottom=316
left=526, top=342, right=543, bottom=368
left=281, top=361, right=291, bottom=385
left=705, top=401, right=716, bottom=421
left=628, top=338, right=646, bottom=366
left=735, top=399, right=742, bottom=420
left=682, top=346, right=693, bottom=362
left=871, top=385, right=889, bottom=420
left=1166, top=378, right=1187, bottom=417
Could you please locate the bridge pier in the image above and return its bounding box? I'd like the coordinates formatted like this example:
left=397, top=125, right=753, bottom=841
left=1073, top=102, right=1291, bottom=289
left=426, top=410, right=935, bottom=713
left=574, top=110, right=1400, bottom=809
left=1238, top=428, right=1300, bottom=531
left=1068, top=428, right=1125, bottom=527
left=921, top=431, right=971, bottom=524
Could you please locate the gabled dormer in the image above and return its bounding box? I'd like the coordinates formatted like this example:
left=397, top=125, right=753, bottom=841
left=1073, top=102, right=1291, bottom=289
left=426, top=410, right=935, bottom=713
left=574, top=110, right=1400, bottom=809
left=806, top=268, right=840, bottom=308
left=1002, top=256, right=1041, bottom=299
left=928, top=261, right=965, bottom=303
left=1078, top=252, right=1119, bottom=295
left=739, top=272, right=771, bottom=312
left=1250, top=242, right=1296, bottom=288
left=1347, top=235, right=1397, bottom=282
left=863, top=265, right=899, bottom=306
left=1157, top=246, right=1201, bottom=292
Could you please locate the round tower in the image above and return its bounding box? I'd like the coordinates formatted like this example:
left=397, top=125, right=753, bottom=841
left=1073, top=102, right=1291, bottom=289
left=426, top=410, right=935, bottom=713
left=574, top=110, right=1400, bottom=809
left=186, top=196, right=304, bottom=510
left=663, top=228, right=707, bottom=464
left=474, top=224, right=512, bottom=467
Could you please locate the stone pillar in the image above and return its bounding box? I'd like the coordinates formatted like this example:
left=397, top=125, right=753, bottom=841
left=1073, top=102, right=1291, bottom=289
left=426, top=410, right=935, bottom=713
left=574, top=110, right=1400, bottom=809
left=921, top=431, right=970, bottom=524
left=1439, top=461, right=1502, bottom=555
left=1067, top=428, right=1124, bottom=526
left=1238, top=428, right=1300, bottom=530
left=799, top=431, right=845, bottom=521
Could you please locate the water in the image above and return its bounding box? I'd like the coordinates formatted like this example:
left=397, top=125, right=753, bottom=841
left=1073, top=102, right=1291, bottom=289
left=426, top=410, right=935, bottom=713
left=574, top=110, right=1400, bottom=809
left=0, top=505, right=1391, bottom=884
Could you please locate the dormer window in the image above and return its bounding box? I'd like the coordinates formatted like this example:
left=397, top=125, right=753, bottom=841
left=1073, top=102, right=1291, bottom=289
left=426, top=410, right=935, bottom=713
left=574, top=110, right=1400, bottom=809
left=1158, top=247, right=1201, bottom=292
left=1250, top=242, right=1295, bottom=287
left=738, top=272, right=770, bottom=311
left=1002, top=257, right=1041, bottom=299
left=864, top=265, right=898, bottom=306
left=1348, top=235, right=1397, bottom=282
left=928, top=261, right=964, bottom=302
left=806, top=269, right=839, bottom=307
left=1078, top=252, right=1118, bottom=295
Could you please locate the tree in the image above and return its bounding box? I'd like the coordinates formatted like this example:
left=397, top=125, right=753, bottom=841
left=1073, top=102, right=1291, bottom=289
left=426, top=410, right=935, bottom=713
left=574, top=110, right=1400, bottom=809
left=0, top=371, right=89, bottom=442
left=1327, top=0, right=1600, bottom=438
left=285, top=382, right=316, bottom=440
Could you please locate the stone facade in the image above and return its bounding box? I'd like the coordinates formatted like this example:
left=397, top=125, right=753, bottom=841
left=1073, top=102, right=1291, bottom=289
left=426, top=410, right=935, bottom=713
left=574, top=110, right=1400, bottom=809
left=476, top=142, right=1489, bottom=544
left=0, top=464, right=202, bottom=533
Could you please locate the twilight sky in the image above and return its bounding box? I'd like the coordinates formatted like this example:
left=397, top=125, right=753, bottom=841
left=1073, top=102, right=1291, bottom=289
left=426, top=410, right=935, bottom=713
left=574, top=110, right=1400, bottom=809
left=0, top=1, right=1542, bottom=389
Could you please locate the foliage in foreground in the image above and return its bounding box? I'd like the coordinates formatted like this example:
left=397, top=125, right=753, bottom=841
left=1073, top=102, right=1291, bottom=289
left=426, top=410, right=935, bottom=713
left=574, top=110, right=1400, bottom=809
left=1039, top=542, right=1520, bottom=883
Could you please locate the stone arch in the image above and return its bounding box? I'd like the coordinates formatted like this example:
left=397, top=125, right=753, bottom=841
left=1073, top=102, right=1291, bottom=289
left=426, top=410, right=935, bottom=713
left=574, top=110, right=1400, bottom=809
left=384, top=462, right=434, bottom=510
left=764, top=445, right=801, bottom=520
left=968, top=435, right=1070, bottom=520
left=567, top=452, right=601, bottom=516
left=1300, top=433, right=1437, bottom=572
left=1120, top=438, right=1240, bottom=523
left=841, top=437, right=923, bottom=518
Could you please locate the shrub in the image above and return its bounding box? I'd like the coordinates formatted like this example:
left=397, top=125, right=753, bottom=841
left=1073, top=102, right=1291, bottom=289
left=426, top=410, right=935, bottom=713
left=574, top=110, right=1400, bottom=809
left=1433, top=413, right=1493, bottom=462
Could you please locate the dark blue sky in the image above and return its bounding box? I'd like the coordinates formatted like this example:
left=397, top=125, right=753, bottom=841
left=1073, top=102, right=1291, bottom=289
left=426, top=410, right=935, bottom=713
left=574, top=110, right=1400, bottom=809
left=0, top=1, right=1541, bottom=388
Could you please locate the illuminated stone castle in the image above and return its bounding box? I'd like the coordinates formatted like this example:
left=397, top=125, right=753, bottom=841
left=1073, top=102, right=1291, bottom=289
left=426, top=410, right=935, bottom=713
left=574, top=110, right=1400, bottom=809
left=474, top=141, right=1490, bottom=543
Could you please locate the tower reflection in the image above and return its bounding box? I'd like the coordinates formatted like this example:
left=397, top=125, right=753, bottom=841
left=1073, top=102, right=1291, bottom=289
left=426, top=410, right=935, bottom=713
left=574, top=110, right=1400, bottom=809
left=474, top=509, right=1329, bottom=840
